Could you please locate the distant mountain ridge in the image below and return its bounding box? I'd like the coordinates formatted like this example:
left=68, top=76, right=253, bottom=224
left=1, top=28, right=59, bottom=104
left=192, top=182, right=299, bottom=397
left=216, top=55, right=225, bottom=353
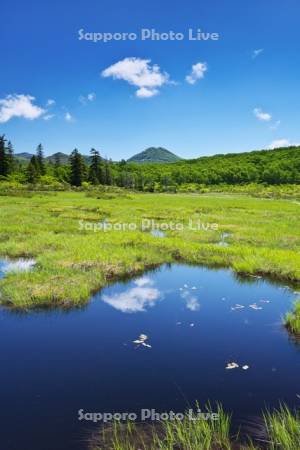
left=15, top=147, right=181, bottom=164
left=15, top=152, right=90, bottom=164
left=127, top=147, right=181, bottom=163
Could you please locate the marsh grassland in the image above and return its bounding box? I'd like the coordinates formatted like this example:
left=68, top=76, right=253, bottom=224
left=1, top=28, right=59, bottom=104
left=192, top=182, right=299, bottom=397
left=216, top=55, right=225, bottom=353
left=0, top=190, right=299, bottom=309
left=90, top=404, right=300, bottom=450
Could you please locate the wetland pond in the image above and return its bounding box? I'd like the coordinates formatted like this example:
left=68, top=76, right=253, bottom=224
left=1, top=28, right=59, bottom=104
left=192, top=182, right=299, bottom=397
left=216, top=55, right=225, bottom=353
left=0, top=262, right=299, bottom=450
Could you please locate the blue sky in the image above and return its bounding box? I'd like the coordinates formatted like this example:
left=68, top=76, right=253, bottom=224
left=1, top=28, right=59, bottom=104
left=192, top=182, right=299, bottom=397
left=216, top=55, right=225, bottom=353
left=1, top=0, right=300, bottom=159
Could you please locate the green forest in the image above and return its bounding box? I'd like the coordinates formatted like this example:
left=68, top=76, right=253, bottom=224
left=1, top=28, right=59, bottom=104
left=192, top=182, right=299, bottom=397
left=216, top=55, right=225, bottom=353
left=0, top=135, right=299, bottom=191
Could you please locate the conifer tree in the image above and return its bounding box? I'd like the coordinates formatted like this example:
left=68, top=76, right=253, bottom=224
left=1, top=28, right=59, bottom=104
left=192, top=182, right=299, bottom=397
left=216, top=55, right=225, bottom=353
left=88, top=148, right=103, bottom=184
left=36, top=143, right=46, bottom=175
left=69, top=149, right=86, bottom=186
left=7, top=141, right=15, bottom=174
left=26, top=156, right=39, bottom=183
left=0, top=135, right=9, bottom=177
left=54, top=153, right=61, bottom=177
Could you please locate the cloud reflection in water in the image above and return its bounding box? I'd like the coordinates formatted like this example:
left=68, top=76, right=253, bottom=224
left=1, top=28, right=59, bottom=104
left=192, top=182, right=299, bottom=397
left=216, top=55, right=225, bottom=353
left=102, top=276, right=162, bottom=313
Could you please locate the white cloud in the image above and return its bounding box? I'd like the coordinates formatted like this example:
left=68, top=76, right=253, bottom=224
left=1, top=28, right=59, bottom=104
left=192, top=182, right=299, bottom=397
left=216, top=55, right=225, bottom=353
left=0, top=94, right=45, bottom=123
left=134, top=276, right=153, bottom=287
left=136, top=87, right=159, bottom=98
left=101, top=57, right=169, bottom=98
left=186, top=296, right=200, bottom=311
left=268, top=139, right=299, bottom=149
left=253, top=107, right=272, bottom=122
left=47, top=99, right=55, bottom=106
left=270, top=120, right=281, bottom=130
left=65, top=112, right=74, bottom=122
left=185, top=62, right=207, bottom=85
left=102, top=286, right=160, bottom=313
left=252, top=48, right=264, bottom=59
left=87, top=92, right=96, bottom=101
left=180, top=289, right=200, bottom=311
left=43, top=114, right=55, bottom=121
left=79, top=92, right=96, bottom=104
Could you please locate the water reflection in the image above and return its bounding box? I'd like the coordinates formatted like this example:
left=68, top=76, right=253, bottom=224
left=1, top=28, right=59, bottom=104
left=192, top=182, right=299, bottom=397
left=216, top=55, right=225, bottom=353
left=180, top=288, right=200, bottom=311
left=101, top=276, right=162, bottom=313
left=0, top=258, right=36, bottom=275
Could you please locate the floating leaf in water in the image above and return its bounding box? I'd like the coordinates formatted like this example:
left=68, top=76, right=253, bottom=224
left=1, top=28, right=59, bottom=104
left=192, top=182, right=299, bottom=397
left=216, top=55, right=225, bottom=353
left=249, top=303, right=262, bottom=310
left=226, top=362, right=239, bottom=370
left=231, top=304, right=245, bottom=311
left=141, top=342, right=152, bottom=348
left=139, top=334, right=148, bottom=341
left=133, top=334, right=149, bottom=345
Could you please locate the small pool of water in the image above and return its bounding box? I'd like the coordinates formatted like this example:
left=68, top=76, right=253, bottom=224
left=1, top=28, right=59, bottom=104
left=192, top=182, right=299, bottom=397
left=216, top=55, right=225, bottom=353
left=150, top=229, right=166, bottom=237
left=0, top=257, right=36, bottom=274
left=218, top=232, right=231, bottom=247
left=0, top=263, right=299, bottom=450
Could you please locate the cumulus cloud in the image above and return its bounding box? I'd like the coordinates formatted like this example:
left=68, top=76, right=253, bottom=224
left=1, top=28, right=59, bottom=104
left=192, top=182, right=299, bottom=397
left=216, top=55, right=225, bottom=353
left=46, top=99, right=55, bottom=106
left=134, top=276, right=153, bottom=287
left=252, top=48, right=264, bottom=59
left=0, top=94, right=45, bottom=123
left=79, top=92, right=96, bottom=104
left=43, top=114, right=55, bottom=121
left=102, top=286, right=161, bottom=313
left=268, top=139, right=299, bottom=149
left=270, top=120, right=281, bottom=130
left=253, top=107, right=272, bottom=122
left=64, top=112, right=74, bottom=122
left=101, top=57, right=169, bottom=98
left=180, top=289, right=200, bottom=311
left=185, top=62, right=207, bottom=85
left=136, top=87, right=159, bottom=98
left=87, top=93, right=96, bottom=101
left=186, top=296, right=200, bottom=311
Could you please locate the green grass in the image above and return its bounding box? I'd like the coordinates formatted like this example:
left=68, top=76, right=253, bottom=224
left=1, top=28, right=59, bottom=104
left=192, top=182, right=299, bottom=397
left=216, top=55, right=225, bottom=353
left=90, top=404, right=233, bottom=450
left=284, top=301, right=300, bottom=335
left=90, top=404, right=300, bottom=450
left=0, top=190, right=299, bottom=308
left=264, top=404, right=300, bottom=450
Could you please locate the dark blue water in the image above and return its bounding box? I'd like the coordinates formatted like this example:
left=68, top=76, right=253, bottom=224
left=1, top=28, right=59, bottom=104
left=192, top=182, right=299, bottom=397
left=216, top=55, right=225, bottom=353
left=0, top=263, right=299, bottom=450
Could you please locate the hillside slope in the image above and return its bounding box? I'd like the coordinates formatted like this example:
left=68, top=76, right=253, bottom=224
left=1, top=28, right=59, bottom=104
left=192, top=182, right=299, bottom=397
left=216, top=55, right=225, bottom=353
left=127, top=147, right=181, bottom=163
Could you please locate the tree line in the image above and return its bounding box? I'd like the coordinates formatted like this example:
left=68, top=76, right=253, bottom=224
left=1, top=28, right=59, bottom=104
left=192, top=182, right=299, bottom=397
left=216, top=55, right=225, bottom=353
left=0, top=135, right=300, bottom=190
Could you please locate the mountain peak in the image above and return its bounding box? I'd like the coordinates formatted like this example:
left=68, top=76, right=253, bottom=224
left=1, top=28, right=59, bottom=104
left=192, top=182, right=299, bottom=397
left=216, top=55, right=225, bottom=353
left=127, top=147, right=181, bottom=163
